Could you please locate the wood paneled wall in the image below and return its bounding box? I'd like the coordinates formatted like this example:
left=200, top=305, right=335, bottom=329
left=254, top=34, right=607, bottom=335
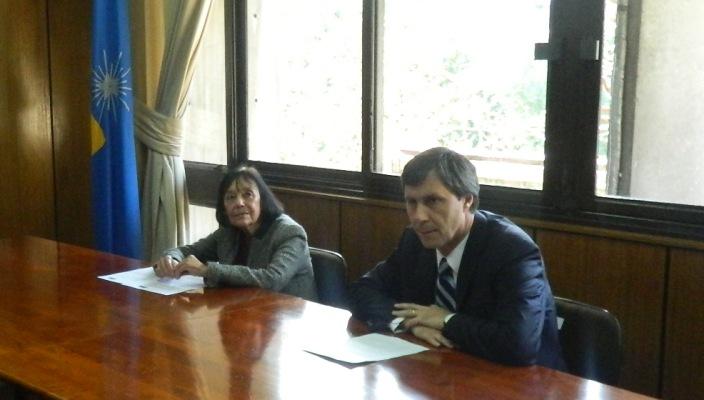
left=47, top=0, right=93, bottom=247
left=538, top=231, right=666, bottom=395
left=276, top=193, right=341, bottom=252
left=0, top=0, right=92, bottom=247
left=662, top=249, right=704, bottom=400
left=275, top=188, right=704, bottom=400
left=0, top=0, right=56, bottom=241
left=340, top=203, right=408, bottom=281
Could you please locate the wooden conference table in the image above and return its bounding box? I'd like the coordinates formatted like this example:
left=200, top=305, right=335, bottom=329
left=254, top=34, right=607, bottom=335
left=0, top=236, right=653, bottom=399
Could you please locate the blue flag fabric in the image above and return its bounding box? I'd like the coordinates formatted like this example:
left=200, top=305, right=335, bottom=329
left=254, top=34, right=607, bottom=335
left=90, top=0, right=142, bottom=259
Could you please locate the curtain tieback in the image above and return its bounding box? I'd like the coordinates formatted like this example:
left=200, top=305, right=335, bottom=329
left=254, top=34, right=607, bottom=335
left=134, top=100, right=184, bottom=156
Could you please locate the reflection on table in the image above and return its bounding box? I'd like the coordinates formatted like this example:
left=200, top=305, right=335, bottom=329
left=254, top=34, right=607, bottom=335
left=0, top=236, right=653, bottom=399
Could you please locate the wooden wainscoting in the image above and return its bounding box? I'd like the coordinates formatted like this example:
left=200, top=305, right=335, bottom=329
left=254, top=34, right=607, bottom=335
left=537, top=230, right=667, bottom=395
left=276, top=192, right=341, bottom=252
left=662, top=249, right=704, bottom=400
left=340, top=203, right=408, bottom=281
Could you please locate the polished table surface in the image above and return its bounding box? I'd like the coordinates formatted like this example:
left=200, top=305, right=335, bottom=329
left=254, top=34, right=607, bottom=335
left=0, top=236, right=654, bottom=399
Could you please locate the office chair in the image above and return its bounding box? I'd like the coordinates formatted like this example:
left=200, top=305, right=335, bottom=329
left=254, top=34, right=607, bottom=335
left=309, top=247, right=348, bottom=309
left=555, top=296, right=623, bottom=386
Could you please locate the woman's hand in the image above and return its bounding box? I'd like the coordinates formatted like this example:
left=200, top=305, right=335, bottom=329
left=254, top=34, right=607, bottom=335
left=154, top=255, right=178, bottom=278
left=174, top=255, right=208, bottom=277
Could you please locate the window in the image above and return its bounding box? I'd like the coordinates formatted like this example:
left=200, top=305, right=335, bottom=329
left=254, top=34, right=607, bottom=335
left=183, top=0, right=704, bottom=241
left=597, top=0, right=704, bottom=207
left=182, top=0, right=227, bottom=166
left=247, top=0, right=363, bottom=171
left=377, top=1, right=549, bottom=190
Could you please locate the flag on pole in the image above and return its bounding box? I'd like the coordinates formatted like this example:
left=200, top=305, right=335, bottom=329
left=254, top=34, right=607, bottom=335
left=90, top=0, right=142, bottom=259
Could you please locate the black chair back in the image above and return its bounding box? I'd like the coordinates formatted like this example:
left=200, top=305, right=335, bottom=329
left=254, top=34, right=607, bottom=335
left=309, top=247, right=348, bottom=309
left=555, top=296, right=623, bottom=385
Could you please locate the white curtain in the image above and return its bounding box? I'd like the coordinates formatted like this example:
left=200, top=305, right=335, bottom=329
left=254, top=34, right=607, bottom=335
left=133, top=0, right=214, bottom=260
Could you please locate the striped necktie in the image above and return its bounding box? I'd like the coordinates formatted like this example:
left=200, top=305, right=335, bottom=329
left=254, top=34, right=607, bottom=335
left=435, top=258, right=456, bottom=312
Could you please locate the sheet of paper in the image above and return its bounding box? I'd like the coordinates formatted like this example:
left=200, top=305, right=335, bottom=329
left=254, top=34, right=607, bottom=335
left=303, top=333, right=427, bottom=364
left=99, top=267, right=204, bottom=295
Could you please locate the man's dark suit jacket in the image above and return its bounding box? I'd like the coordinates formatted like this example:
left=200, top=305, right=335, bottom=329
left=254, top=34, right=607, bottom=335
left=348, top=210, right=565, bottom=370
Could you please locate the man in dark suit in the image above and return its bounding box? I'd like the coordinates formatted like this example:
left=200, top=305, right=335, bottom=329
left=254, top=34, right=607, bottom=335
left=348, top=147, right=565, bottom=369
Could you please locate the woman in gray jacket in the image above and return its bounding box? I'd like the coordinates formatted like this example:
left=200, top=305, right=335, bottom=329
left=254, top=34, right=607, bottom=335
left=154, top=165, right=317, bottom=301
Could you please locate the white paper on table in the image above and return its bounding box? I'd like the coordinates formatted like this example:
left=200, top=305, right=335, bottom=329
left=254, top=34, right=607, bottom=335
left=99, top=267, right=204, bottom=295
left=303, top=333, right=428, bottom=364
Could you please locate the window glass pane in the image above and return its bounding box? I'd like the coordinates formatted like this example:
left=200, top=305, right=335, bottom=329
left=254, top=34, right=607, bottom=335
left=182, top=0, right=227, bottom=165
left=597, top=0, right=623, bottom=196
left=600, top=1, right=704, bottom=207
left=378, top=0, right=550, bottom=189
left=247, top=0, right=362, bottom=171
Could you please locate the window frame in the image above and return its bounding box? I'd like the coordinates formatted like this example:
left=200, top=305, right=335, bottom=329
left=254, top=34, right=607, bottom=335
left=185, top=0, right=704, bottom=241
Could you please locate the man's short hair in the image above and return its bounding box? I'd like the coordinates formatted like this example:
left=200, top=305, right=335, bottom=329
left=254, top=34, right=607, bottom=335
left=401, top=147, right=480, bottom=211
